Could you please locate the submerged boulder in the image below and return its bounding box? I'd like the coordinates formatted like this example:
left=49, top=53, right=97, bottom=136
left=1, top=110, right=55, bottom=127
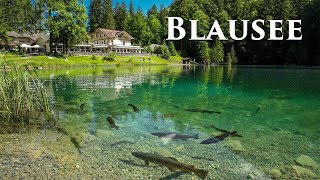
left=292, top=165, right=317, bottom=178
left=225, top=140, right=244, bottom=152
left=296, top=155, right=319, bottom=168
left=269, top=168, right=282, bottom=178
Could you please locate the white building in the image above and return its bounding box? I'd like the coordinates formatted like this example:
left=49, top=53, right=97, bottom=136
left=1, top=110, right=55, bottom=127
left=75, top=28, right=143, bottom=54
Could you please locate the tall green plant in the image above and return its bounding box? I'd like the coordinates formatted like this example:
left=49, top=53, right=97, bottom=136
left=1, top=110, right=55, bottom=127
left=0, top=64, right=53, bottom=127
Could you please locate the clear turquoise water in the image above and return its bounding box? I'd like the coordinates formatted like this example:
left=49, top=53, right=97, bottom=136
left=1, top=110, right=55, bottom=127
left=38, top=65, right=320, bottom=179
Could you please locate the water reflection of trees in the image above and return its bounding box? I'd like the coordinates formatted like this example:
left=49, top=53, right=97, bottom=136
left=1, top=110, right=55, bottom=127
left=42, top=65, right=240, bottom=134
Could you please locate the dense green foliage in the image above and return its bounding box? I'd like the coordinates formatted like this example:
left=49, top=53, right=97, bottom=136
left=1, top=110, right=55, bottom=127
left=167, top=0, right=320, bottom=65
left=46, top=0, right=88, bottom=53
left=1, top=0, right=319, bottom=65
left=102, top=0, right=115, bottom=29
left=88, top=0, right=103, bottom=32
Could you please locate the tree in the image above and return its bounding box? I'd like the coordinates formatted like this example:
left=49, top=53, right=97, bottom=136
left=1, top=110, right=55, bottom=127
left=161, top=41, right=171, bottom=59
left=210, top=39, right=224, bottom=63
left=199, top=42, right=210, bottom=63
left=102, top=0, right=115, bottom=29
left=33, top=0, right=46, bottom=33
left=226, top=45, right=237, bottom=64
left=147, top=15, right=162, bottom=44
left=0, top=0, right=34, bottom=32
left=129, top=0, right=135, bottom=16
left=114, top=1, right=127, bottom=31
left=88, top=0, right=102, bottom=32
left=129, top=7, right=152, bottom=46
left=147, top=4, right=158, bottom=18
left=158, top=5, right=169, bottom=41
left=47, top=0, right=88, bottom=54
left=0, top=4, right=9, bottom=44
left=168, top=42, right=178, bottom=56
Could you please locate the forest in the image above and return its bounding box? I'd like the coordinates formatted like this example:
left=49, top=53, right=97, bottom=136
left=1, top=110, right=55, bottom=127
left=0, top=0, right=319, bottom=65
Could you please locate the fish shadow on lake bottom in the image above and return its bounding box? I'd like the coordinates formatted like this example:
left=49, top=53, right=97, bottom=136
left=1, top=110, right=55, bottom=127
left=118, top=159, right=146, bottom=167
left=158, top=172, right=186, bottom=180
left=119, top=159, right=186, bottom=180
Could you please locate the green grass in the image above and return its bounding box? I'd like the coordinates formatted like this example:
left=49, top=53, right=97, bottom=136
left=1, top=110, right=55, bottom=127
left=1, top=53, right=182, bottom=68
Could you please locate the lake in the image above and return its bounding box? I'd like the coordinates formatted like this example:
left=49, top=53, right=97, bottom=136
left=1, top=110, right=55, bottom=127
left=1, top=65, right=319, bottom=179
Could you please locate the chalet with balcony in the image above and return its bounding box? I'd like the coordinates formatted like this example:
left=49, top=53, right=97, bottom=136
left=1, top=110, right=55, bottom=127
left=75, top=28, right=143, bottom=54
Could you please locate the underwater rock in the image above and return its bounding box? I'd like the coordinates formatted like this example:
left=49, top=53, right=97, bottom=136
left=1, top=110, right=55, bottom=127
left=292, top=165, right=317, bottom=178
left=269, top=168, right=282, bottom=178
left=173, top=145, right=185, bottom=152
left=247, top=174, right=255, bottom=179
left=225, top=140, right=244, bottom=152
left=296, top=155, right=319, bottom=168
left=96, top=130, right=114, bottom=137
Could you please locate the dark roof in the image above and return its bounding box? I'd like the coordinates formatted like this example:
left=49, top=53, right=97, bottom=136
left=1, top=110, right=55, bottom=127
left=7, top=31, right=20, bottom=37
left=95, top=28, right=135, bottom=40
left=6, top=31, right=50, bottom=42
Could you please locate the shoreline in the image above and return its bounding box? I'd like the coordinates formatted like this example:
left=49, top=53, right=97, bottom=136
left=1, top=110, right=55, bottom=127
left=0, top=53, right=183, bottom=69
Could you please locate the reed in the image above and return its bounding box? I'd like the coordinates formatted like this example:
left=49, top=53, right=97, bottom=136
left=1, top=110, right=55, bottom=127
left=0, top=60, right=53, bottom=127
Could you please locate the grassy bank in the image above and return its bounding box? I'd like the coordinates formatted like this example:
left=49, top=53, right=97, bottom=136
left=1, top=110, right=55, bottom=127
left=1, top=53, right=182, bottom=68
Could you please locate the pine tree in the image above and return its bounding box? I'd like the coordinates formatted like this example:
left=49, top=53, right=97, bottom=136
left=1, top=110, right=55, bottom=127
left=200, top=41, right=210, bottom=63
left=88, top=0, right=103, bottom=32
left=168, top=42, right=178, bottom=56
left=161, top=41, right=171, bottom=59
left=147, top=15, right=162, bottom=44
left=210, top=39, right=224, bottom=63
left=102, top=0, right=115, bottom=29
left=227, top=45, right=237, bottom=64
left=114, top=1, right=127, bottom=31
left=129, top=0, right=135, bottom=16
left=147, top=5, right=158, bottom=18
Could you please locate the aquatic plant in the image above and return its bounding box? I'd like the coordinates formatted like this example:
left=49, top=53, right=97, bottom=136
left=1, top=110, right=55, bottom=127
left=0, top=63, right=53, bottom=127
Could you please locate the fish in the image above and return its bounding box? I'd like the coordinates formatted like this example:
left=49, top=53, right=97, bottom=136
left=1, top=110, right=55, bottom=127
left=80, top=103, right=85, bottom=111
left=162, top=113, right=176, bottom=118
left=215, top=131, right=242, bottom=140
left=267, top=96, right=293, bottom=100
left=200, top=138, right=220, bottom=144
left=107, top=116, right=119, bottom=130
left=209, top=125, right=243, bottom=138
left=70, top=137, right=82, bottom=153
left=201, top=131, right=242, bottom=144
left=128, top=103, right=140, bottom=112
left=185, top=109, right=222, bottom=114
left=209, top=125, right=230, bottom=134
left=131, top=152, right=208, bottom=180
left=151, top=132, right=199, bottom=141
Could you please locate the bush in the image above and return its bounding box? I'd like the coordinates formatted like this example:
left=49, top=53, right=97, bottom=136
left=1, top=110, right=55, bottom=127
left=144, top=47, right=152, bottom=53
left=91, top=55, right=97, bottom=60
left=103, top=52, right=117, bottom=61
left=154, top=46, right=162, bottom=54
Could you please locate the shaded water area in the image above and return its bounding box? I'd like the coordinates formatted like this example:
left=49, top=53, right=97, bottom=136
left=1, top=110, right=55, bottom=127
left=1, top=65, right=320, bottom=179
